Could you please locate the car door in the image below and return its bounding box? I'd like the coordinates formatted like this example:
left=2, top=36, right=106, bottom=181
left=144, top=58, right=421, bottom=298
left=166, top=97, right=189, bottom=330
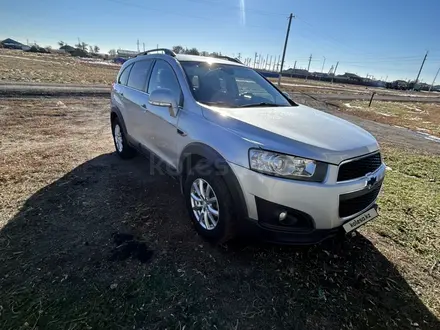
left=141, top=59, right=183, bottom=168
left=123, top=60, right=154, bottom=143
left=112, top=63, right=133, bottom=131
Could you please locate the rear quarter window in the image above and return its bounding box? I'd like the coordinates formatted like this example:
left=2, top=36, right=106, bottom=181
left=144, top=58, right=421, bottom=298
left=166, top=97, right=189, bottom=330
left=127, top=60, right=153, bottom=91
left=117, top=64, right=132, bottom=86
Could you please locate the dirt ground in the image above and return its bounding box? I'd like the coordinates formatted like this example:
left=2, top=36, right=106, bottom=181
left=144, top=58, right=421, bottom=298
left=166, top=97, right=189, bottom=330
left=0, top=49, right=118, bottom=84
left=0, top=97, right=439, bottom=329
left=336, top=101, right=440, bottom=137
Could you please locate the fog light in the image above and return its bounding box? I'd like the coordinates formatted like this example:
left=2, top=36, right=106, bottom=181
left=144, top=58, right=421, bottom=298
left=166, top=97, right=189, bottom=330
left=279, top=211, right=288, bottom=222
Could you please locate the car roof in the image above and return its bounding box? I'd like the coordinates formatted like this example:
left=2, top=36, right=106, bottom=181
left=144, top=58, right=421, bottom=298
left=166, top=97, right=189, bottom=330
left=175, top=54, right=244, bottom=66
left=119, top=52, right=245, bottom=73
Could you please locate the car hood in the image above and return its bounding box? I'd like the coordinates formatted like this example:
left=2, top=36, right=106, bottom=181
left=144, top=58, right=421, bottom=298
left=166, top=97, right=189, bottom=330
left=201, top=104, right=379, bottom=164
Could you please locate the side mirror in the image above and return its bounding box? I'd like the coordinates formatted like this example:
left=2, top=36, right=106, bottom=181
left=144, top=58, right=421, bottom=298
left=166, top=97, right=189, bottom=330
left=148, top=88, right=179, bottom=117
left=282, top=91, right=291, bottom=99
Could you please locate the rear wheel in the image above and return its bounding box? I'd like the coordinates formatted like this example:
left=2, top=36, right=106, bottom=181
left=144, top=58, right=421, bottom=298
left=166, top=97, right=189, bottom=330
left=111, top=117, right=136, bottom=159
left=184, top=161, right=237, bottom=244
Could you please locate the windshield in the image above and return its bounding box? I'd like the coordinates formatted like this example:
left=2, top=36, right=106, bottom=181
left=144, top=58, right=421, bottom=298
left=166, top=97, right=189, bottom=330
left=180, top=61, right=291, bottom=108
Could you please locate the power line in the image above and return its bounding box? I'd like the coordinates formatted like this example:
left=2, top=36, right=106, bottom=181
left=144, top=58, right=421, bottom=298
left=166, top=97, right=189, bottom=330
left=296, top=16, right=435, bottom=62
left=183, top=0, right=286, bottom=17
left=105, top=0, right=286, bottom=31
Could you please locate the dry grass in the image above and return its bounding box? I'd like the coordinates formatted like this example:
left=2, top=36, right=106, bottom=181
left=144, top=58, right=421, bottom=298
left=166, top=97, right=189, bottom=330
left=337, top=101, right=440, bottom=137
left=0, top=98, right=439, bottom=329
left=0, top=49, right=118, bottom=84
left=0, top=98, right=111, bottom=224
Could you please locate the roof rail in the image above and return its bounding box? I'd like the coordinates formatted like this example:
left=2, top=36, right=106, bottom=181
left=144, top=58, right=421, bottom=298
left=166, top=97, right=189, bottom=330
left=212, top=55, right=243, bottom=64
left=136, top=48, right=176, bottom=57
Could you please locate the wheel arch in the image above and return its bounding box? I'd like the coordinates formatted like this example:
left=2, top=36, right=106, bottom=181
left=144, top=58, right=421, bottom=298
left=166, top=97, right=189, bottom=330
left=110, top=105, right=128, bottom=136
left=179, top=143, right=248, bottom=219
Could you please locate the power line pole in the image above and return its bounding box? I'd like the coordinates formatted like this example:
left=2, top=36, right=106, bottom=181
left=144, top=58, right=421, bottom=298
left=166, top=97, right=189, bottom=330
left=429, top=66, right=440, bottom=92
left=331, top=61, right=339, bottom=84
left=143, top=43, right=145, bottom=52
left=414, top=51, right=428, bottom=89
left=265, top=54, right=269, bottom=70
left=305, top=54, right=312, bottom=80
left=137, top=39, right=140, bottom=52
left=272, top=57, right=277, bottom=71
left=320, top=56, right=326, bottom=80
left=258, top=54, right=262, bottom=69
left=254, top=52, right=258, bottom=68
left=291, top=60, right=297, bottom=77
left=276, top=55, right=281, bottom=72
left=277, top=13, right=294, bottom=86
left=268, top=56, right=272, bottom=71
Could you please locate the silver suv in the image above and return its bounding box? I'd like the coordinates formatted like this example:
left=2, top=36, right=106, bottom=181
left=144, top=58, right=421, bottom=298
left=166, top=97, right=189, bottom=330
left=111, top=49, right=386, bottom=244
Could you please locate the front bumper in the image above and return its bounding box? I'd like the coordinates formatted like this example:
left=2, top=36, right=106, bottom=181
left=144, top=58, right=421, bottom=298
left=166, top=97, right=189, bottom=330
left=229, top=161, right=386, bottom=242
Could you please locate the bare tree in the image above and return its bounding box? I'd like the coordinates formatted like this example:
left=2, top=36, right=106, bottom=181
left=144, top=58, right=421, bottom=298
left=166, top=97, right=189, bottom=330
left=108, top=49, right=116, bottom=56
left=172, top=45, right=184, bottom=54
left=89, top=45, right=94, bottom=53
left=93, top=45, right=100, bottom=54
left=200, top=51, right=209, bottom=57
left=186, top=47, right=200, bottom=55
left=75, top=41, right=89, bottom=51
left=58, top=41, right=65, bottom=47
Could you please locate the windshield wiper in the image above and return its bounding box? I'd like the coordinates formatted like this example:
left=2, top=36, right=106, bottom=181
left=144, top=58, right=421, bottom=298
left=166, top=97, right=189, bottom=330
left=239, top=102, right=284, bottom=108
left=202, top=101, right=237, bottom=107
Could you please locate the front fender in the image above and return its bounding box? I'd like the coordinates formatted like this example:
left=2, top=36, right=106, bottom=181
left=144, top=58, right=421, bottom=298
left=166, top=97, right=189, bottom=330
left=179, top=143, right=248, bottom=219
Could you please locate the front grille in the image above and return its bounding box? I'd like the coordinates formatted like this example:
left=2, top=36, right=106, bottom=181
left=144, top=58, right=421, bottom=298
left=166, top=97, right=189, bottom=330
left=339, top=183, right=382, bottom=218
left=337, top=152, right=382, bottom=182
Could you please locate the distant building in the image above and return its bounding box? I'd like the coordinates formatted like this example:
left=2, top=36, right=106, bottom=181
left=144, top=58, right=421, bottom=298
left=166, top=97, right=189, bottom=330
left=117, top=49, right=138, bottom=58
left=387, top=80, right=408, bottom=90
left=1, top=38, right=25, bottom=49
left=283, top=68, right=309, bottom=77
left=59, top=45, right=76, bottom=53
left=338, top=73, right=363, bottom=82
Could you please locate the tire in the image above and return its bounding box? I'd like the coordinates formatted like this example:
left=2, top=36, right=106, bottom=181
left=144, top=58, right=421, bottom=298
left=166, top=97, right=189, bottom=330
left=184, top=161, right=237, bottom=244
left=111, top=117, right=136, bottom=159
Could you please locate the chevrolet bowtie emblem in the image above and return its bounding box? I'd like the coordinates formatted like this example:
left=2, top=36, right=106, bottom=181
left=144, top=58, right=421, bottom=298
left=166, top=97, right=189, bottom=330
left=366, top=174, right=377, bottom=189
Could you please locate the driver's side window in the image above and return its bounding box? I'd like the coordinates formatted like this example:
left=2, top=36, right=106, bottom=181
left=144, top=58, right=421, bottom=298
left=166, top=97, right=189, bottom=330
left=148, top=60, right=181, bottom=102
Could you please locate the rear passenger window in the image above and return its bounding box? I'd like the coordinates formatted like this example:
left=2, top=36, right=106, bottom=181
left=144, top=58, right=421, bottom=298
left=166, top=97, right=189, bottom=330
left=118, top=64, right=132, bottom=85
left=127, top=60, right=153, bottom=91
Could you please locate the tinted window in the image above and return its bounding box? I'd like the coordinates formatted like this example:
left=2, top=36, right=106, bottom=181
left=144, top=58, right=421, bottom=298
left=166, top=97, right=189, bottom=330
left=118, top=64, right=132, bottom=85
left=148, top=60, right=181, bottom=100
left=127, top=60, right=153, bottom=91
left=181, top=61, right=290, bottom=108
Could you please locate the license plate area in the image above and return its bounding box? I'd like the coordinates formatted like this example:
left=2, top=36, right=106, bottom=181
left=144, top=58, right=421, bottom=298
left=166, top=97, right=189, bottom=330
left=343, top=207, right=378, bottom=233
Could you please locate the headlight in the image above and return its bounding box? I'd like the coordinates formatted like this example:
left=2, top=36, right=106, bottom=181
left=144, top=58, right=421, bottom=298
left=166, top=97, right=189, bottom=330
left=249, top=149, right=327, bottom=181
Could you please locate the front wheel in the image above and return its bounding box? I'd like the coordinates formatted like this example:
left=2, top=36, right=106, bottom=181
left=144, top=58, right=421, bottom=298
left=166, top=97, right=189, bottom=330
left=184, top=162, right=237, bottom=244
